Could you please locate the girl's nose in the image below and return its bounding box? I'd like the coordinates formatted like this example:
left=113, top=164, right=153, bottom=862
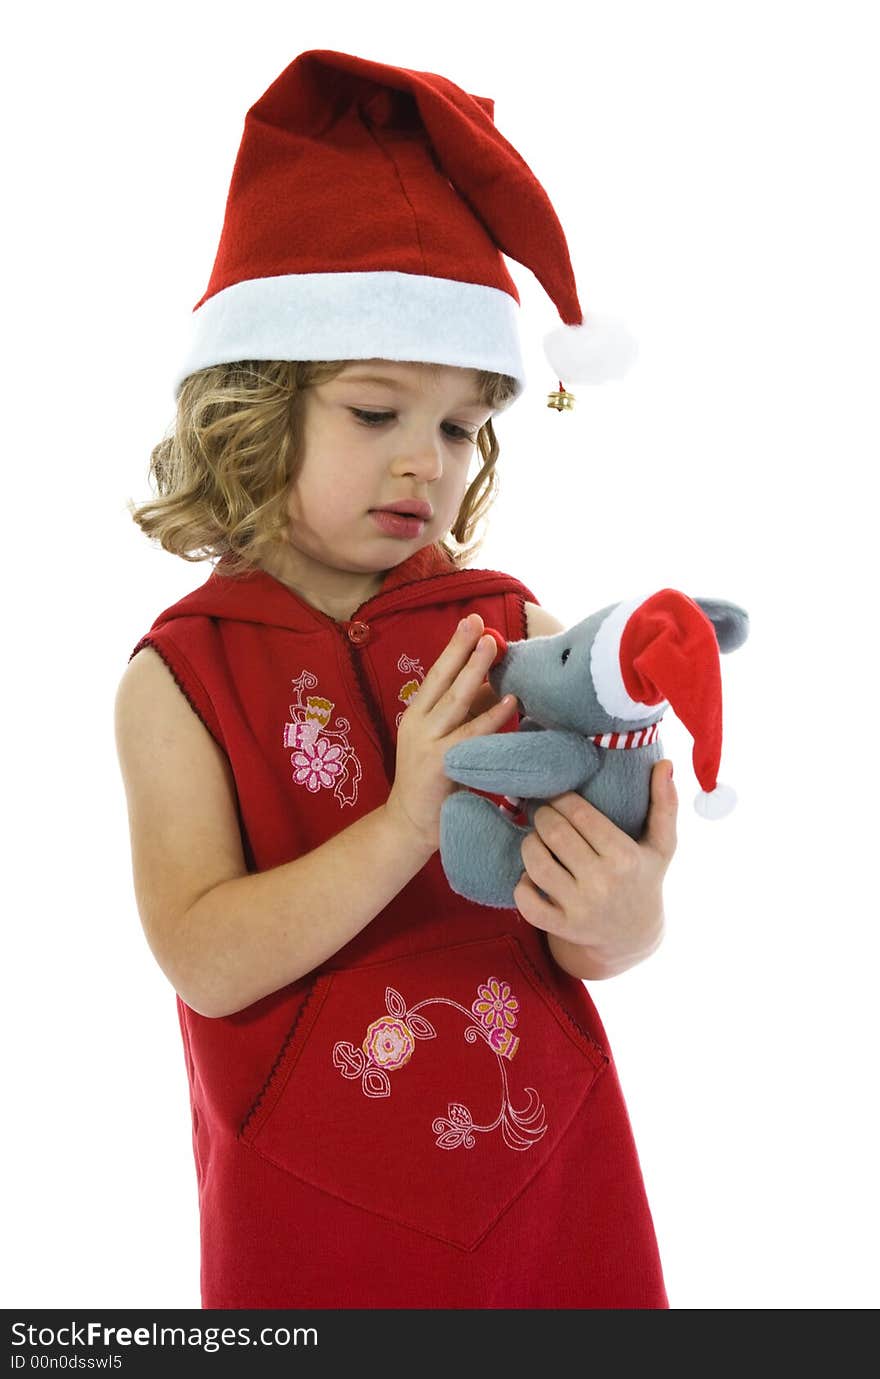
left=396, top=437, right=445, bottom=479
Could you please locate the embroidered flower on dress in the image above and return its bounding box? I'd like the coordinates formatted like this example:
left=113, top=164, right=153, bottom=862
left=332, top=973, right=545, bottom=1150
left=363, top=1016, right=416, bottom=1071
left=291, top=735, right=346, bottom=792
left=284, top=669, right=363, bottom=807
left=471, top=977, right=519, bottom=1034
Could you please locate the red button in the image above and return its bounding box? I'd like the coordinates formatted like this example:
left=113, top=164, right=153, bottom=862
left=348, top=621, right=370, bottom=644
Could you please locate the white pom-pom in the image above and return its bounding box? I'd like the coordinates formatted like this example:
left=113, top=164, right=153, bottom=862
left=543, top=316, right=639, bottom=383
left=694, top=782, right=737, bottom=820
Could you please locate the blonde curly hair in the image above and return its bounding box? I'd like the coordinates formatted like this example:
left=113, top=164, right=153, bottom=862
left=127, top=359, right=519, bottom=579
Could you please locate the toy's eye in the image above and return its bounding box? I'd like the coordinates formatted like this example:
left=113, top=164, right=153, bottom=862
left=561, top=648, right=571, bottom=665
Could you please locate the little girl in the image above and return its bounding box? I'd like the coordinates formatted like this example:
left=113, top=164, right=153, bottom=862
left=115, top=49, right=677, bottom=1309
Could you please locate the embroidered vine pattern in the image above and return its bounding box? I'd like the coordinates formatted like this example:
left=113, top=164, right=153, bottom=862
left=332, top=975, right=548, bottom=1152
left=282, top=670, right=363, bottom=808
left=395, top=652, right=426, bottom=729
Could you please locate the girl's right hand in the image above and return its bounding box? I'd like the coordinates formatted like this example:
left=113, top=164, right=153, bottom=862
left=384, top=612, right=518, bottom=855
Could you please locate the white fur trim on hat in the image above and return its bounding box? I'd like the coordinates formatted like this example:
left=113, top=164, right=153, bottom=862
left=590, top=597, right=669, bottom=721
left=543, top=315, right=639, bottom=384
left=171, top=270, right=527, bottom=401
left=694, top=783, right=737, bottom=819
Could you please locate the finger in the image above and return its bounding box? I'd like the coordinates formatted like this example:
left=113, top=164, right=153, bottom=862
left=429, top=632, right=504, bottom=734
left=466, top=680, right=504, bottom=721
left=521, top=829, right=579, bottom=907
left=452, top=690, right=519, bottom=743
left=544, top=792, right=623, bottom=857
left=531, top=803, right=598, bottom=873
left=513, top=872, right=569, bottom=938
left=411, top=613, right=486, bottom=714
left=641, top=760, right=678, bottom=862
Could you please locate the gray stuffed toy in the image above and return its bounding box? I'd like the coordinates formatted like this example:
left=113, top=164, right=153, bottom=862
left=440, top=588, right=749, bottom=909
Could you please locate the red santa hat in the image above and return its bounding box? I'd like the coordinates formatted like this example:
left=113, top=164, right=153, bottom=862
left=590, top=590, right=738, bottom=819
left=171, top=48, right=637, bottom=404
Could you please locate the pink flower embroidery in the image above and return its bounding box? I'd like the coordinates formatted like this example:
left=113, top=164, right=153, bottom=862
left=471, top=977, right=519, bottom=1035
left=291, top=735, right=345, bottom=792
left=362, top=1017, right=416, bottom=1072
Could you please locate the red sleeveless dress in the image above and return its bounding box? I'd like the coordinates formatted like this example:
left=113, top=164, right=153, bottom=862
left=130, top=543, right=668, bottom=1308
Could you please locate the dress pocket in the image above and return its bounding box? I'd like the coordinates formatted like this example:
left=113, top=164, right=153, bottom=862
left=238, top=933, right=609, bottom=1250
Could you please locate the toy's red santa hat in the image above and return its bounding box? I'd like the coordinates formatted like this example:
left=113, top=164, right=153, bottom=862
left=171, top=48, right=637, bottom=405
left=591, top=590, right=738, bottom=819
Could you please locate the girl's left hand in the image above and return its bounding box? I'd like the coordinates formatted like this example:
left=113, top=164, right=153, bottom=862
left=513, top=760, right=678, bottom=969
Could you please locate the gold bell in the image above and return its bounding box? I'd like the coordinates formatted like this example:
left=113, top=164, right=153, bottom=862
left=546, top=379, right=576, bottom=412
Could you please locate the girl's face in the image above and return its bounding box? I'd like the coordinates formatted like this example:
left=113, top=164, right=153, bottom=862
left=284, top=359, right=494, bottom=579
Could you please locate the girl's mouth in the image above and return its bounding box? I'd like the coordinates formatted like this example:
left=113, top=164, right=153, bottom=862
left=369, top=511, right=426, bottom=539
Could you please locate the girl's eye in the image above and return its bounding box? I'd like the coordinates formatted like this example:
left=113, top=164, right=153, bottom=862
left=349, top=409, right=476, bottom=444
left=350, top=409, right=395, bottom=428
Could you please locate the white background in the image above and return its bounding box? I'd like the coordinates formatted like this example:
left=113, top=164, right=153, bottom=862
left=4, top=0, right=878, bottom=1310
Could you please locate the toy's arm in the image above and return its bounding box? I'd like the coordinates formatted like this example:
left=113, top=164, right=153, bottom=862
left=444, top=728, right=599, bottom=798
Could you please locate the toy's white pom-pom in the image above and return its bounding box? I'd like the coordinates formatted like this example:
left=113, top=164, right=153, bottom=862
left=543, top=316, right=639, bottom=383
left=694, top=782, right=737, bottom=820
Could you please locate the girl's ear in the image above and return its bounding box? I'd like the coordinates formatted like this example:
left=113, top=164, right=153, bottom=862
left=692, top=598, right=750, bottom=654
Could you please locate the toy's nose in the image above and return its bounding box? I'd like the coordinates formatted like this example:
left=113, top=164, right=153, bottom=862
left=482, top=627, right=508, bottom=666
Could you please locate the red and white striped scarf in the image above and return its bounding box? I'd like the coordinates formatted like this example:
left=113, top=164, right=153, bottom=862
left=589, top=720, right=662, bottom=750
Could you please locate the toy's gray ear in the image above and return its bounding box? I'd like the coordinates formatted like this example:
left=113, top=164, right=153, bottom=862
left=693, top=598, right=750, bottom=653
